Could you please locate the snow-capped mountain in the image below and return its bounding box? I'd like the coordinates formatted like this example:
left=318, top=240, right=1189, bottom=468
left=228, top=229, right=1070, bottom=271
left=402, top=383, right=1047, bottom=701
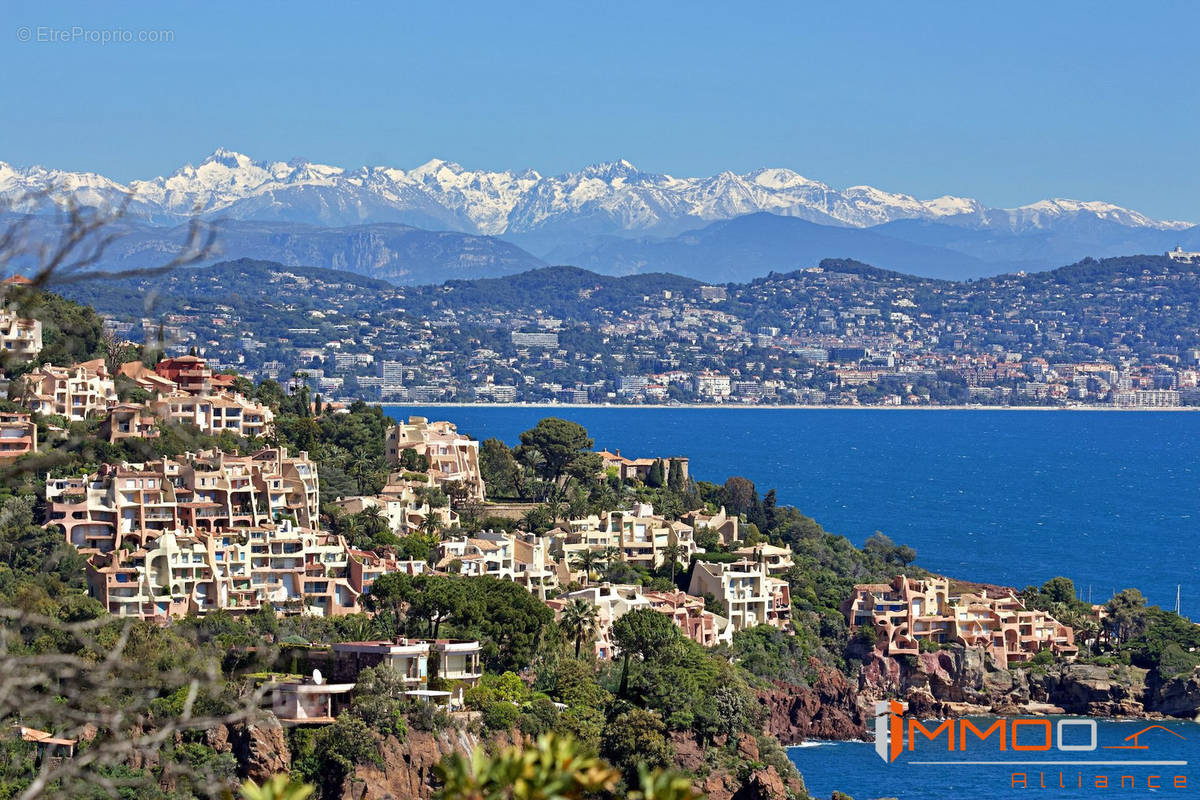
left=0, top=149, right=1190, bottom=240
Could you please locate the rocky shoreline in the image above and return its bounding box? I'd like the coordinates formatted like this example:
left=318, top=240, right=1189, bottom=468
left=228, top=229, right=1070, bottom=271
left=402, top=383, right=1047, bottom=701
left=755, top=646, right=1200, bottom=748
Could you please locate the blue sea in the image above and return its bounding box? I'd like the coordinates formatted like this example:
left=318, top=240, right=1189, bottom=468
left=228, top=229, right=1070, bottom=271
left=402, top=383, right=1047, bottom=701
left=385, top=406, right=1200, bottom=798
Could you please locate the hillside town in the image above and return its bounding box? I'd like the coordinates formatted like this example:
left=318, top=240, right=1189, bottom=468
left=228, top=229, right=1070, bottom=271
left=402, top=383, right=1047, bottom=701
left=74, top=253, right=1200, bottom=408
left=0, top=280, right=1095, bottom=725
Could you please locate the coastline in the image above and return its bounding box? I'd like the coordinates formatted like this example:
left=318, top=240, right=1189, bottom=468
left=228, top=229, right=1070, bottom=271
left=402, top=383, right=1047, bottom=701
left=370, top=401, right=1200, bottom=412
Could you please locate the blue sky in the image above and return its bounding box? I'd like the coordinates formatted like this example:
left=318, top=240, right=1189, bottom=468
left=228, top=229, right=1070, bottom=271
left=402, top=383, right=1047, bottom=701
left=4, top=1, right=1198, bottom=220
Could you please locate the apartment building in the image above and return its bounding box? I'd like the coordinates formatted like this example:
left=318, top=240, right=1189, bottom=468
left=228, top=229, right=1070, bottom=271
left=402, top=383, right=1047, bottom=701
left=100, top=403, right=160, bottom=443
left=85, top=521, right=361, bottom=619
left=155, top=354, right=213, bottom=395
left=693, top=371, right=732, bottom=398
left=681, top=506, right=740, bottom=546
left=0, top=411, right=36, bottom=462
left=45, top=447, right=321, bottom=553
left=732, top=543, right=795, bottom=576
left=0, top=308, right=42, bottom=361
left=843, top=575, right=1078, bottom=669
left=549, top=584, right=654, bottom=659
left=506, top=531, right=560, bottom=600
left=549, top=583, right=730, bottom=659
left=385, top=416, right=485, bottom=501
left=24, top=360, right=116, bottom=420
left=642, top=589, right=731, bottom=648
left=330, top=476, right=456, bottom=534
left=687, top=558, right=792, bottom=632
left=117, top=362, right=179, bottom=395
left=556, top=507, right=699, bottom=573
left=346, top=550, right=428, bottom=596
left=437, top=534, right=514, bottom=578
left=150, top=392, right=274, bottom=438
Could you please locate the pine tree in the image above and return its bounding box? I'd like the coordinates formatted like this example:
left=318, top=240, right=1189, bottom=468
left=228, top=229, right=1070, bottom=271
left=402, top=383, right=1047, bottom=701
left=646, top=458, right=665, bottom=488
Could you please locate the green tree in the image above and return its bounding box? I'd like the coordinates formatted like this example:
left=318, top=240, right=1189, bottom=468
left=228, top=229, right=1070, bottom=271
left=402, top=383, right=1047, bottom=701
left=600, top=709, right=673, bottom=785
left=349, top=666, right=409, bottom=739
left=362, top=572, right=415, bottom=636
left=721, top=476, right=758, bottom=518
left=1105, top=588, right=1148, bottom=644
left=667, top=459, right=686, bottom=493
left=480, top=438, right=520, bottom=499
left=646, top=459, right=665, bottom=489
left=569, top=549, right=603, bottom=586
left=611, top=609, right=680, bottom=697
left=314, top=715, right=381, bottom=793
left=467, top=578, right=555, bottom=672
left=410, top=575, right=472, bottom=642
left=659, top=543, right=684, bottom=584
left=517, top=418, right=594, bottom=486
left=435, top=734, right=617, bottom=800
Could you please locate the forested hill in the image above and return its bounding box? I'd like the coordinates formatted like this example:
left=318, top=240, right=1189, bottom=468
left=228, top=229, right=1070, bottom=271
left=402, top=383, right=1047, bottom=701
left=69, top=258, right=402, bottom=320
left=65, top=252, right=1191, bottom=323
left=415, top=266, right=701, bottom=320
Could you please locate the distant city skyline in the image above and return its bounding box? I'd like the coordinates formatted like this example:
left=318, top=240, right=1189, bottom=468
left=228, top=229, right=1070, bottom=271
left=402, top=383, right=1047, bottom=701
left=4, top=1, right=1199, bottom=220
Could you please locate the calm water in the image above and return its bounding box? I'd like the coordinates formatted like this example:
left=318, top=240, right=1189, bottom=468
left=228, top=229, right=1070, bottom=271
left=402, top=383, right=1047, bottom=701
left=385, top=406, right=1200, bottom=798
left=789, top=719, right=1196, bottom=800
left=385, top=406, right=1199, bottom=618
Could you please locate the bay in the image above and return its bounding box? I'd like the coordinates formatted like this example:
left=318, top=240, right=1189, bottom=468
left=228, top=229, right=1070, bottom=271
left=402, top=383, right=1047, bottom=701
left=384, top=406, right=1200, bottom=619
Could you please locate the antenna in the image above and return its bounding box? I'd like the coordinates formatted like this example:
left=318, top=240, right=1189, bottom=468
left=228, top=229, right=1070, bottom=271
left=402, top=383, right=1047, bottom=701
left=312, top=668, right=323, bottom=685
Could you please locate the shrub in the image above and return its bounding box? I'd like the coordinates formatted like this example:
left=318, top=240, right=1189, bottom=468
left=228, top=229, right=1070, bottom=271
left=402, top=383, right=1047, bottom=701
left=518, top=698, right=561, bottom=738
left=482, top=701, right=521, bottom=731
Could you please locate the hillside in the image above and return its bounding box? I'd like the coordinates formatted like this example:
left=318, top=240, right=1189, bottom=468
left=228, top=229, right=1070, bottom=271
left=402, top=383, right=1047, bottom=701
left=0, top=215, right=546, bottom=285
left=544, top=212, right=996, bottom=281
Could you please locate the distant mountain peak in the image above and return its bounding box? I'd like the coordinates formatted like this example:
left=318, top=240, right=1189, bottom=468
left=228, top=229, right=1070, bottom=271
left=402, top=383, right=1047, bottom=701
left=202, top=147, right=255, bottom=168
left=1, top=150, right=1191, bottom=240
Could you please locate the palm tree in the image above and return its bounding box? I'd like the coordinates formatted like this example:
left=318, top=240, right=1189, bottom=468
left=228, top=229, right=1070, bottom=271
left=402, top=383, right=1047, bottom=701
left=600, top=546, right=623, bottom=581
left=420, top=511, right=441, bottom=541
left=359, top=504, right=390, bottom=537
left=660, top=543, right=684, bottom=584
left=559, top=598, right=599, bottom=658
left=570, top=549, right=602, bottom=585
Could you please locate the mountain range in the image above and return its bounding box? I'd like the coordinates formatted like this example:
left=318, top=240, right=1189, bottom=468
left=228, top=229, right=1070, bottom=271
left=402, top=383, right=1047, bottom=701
left=2, top=149, right=1197, bottom=282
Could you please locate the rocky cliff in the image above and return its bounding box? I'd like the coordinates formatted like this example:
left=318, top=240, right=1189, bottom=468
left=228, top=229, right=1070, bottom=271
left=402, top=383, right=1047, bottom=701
left=857, top=645, right=1200, bottom=721
left=756, top=658, right=867, bottom=744
left=342, top=727, right=483, bottom=800
left=334, top=725, right=807, bottom=800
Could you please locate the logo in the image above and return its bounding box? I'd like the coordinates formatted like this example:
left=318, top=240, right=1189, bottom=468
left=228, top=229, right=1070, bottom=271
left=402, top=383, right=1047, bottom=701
left=874, top=700, right=905, bottom=763
left=873, top=701, right=1190, bottom=791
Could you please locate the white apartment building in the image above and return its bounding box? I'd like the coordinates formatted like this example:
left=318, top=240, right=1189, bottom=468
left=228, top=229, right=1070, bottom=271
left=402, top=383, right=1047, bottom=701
left=687, top=558, right=792, bottom=633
